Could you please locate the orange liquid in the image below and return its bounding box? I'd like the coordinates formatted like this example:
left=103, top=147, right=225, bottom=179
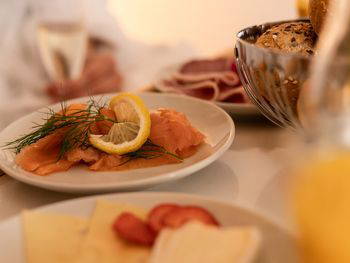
left=293, top=152, right=350, bottom=263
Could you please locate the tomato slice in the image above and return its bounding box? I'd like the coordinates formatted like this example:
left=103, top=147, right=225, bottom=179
left=162, top=206, right=220, bottom=228
left=113, top=212, right=156, bottom=246
left=147, top=204, right=180, bottom=232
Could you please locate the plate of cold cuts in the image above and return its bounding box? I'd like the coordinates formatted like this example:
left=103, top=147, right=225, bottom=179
left=150, top=56, right=261, bottom=117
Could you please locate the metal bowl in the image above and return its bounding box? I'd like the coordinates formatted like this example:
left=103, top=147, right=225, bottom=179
left=235, top=19, right=313, bottom=129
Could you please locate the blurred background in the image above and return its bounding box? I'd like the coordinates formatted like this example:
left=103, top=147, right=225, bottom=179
left=0, top=0, right=296, bottom=130
left=108, top=0, right=295, bottom=56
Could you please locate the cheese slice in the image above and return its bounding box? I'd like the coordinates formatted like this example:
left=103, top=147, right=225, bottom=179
left=149, top=222, right=261, bottom=263
left=22, top=211, right=88, bottom=263
left=75, top=200, right=151, bottom=263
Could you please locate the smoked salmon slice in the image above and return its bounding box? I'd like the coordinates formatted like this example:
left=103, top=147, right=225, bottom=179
left=89, top=154, right=123, bottom=171
left=66, top=147, right=101, bottom=163
left=35, top=159, right=75, bottom=176
left=90, top=108, right=116, bottom=135
left=57, top=103, right=87, bottom=116
left=15, top=130, right=69, bottom=174
left=149, top=109, right=205, bottom=155
left=15, top=103, right=111, bottom=175
left=88, top=151, right=181, bottom=172
left=58, top=103, right=115, bottom=135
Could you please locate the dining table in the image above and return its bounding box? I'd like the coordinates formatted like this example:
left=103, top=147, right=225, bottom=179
left=0, top=114, right=300, bottom=232
left=0, top=0, right=298, bottom=230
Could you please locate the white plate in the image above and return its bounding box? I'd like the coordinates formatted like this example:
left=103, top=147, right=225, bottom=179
left=0, top=93, right=234, bottom=194
left=149, top=63, right=261, bottom=117
left=0, top=192, right=297, bottom=263
left=216, top=101, right=260, bottom=116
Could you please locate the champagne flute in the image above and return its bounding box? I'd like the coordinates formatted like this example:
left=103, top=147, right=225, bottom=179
left=33, top=0, right=88, bottom=82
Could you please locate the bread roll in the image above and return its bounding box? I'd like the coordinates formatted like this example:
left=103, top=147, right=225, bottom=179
left=256, top=22, right=317, bottom=56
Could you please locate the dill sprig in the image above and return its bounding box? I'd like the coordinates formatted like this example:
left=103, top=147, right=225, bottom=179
left=121, top=140, right=183, bottom=165
left=4, top=99, right=115, bottom=156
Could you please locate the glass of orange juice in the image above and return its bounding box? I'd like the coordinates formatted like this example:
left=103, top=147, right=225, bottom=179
left=292, top=144, right=350, bottom=262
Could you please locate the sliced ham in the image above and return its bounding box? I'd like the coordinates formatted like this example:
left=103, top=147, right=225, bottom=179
left=158, top=79, right=220, bottom=101
left=179, top=58, right=233, bottom=73
left=155, top=57, right=249, bottom=104
left=218, top=86, right=250, bottom=103
left=173, top=71, right=240, bottom=86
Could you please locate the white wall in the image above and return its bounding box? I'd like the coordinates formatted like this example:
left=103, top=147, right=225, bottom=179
left=108, top=0, right=296, bottom=56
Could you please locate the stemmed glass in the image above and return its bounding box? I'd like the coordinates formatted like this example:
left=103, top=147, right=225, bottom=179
left=32, top=0, right=87, bottom=82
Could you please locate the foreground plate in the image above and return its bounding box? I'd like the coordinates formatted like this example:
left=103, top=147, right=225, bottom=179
left=0, top=192, right=297, bottom=263
left=0, top=93, right=234, bottom=193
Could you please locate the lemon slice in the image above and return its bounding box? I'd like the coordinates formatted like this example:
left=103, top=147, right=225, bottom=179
left=89, top=93, right=151, bottom=155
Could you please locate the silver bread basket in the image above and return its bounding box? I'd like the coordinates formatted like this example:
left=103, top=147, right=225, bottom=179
left=235, top=19, right=313, bottom=129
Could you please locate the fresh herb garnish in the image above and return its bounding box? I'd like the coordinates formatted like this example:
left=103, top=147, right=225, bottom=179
left=4, top=98, right=115, bottom=157
left=122, top=140, right=183, bottom=165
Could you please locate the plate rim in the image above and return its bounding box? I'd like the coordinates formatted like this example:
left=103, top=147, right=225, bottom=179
left=0, top=92, right=235, bottom=193
left=0, top=191, right=290, bottom=233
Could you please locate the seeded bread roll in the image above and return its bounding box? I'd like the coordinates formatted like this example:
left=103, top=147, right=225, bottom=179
left=256, top=22, right=317, bottom=56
